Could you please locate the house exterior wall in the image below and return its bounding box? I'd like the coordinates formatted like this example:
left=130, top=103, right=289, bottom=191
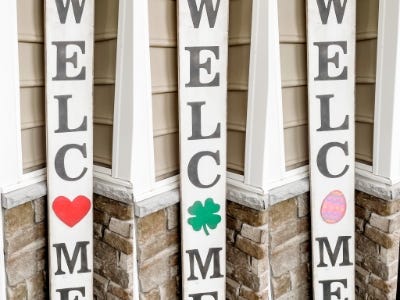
left=2, top=0, right=399, bottom=299
left=17, top=0, right=46, bottom=174
left=93, top=0, right=119, bottom=168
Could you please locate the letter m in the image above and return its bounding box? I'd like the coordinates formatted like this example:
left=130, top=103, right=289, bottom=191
left=316, top=0, right=348, bottom=24
left=53, top=242, right=91, bottom=275
left=55, top=0, right=86, bottom=24
left=186, top=248, right=224, bottom=280
left=316, top=236, right=353, bottom=267
left=187, top=0, right=221, bottom=28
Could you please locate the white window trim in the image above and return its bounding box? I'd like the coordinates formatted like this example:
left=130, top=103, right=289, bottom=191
left=373, top=0, right=400, bottom=185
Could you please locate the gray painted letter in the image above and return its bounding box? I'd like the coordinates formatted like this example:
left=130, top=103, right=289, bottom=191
left=54, top=95, right=87, bottom=133
left=317, top=142, right=349, bottom=178
left=319, top=279, right=348, bottom=300
left=55, top=0, right=86, bottom=24
left=187, top=0, right=220, bottom=28
left=53, top=242, right=91, bottom=275
left=314, top=41, right=347, bottom=81
left=316, top=0, right=348, bottom=24
left=186, top=248, right=223, bottom=280
left=52, top=41, right=86, bottom=81
left=56, top=287, right=86, bottom=300
left=316, top=94, right=349, bottom=131
left=55, top=144, right=88, bottom=181
left=188, top=101, right=221, bottom=140
left=189, top=292, right=218, bottom=300
left=188, top=151, right=221, bottom=188
left=316, top=236, right=353, bottom=267
left=185, top=47, right=220, bottom=87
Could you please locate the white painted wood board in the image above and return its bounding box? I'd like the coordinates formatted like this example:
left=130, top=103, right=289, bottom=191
left=45, top=0, right=94, bottom=297
left=178, top=0, right=229, bottom=298
left=307, top=0, right=356, bottom=299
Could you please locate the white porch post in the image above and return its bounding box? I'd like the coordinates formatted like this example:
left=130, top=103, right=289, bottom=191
left=0, top=1, right=23, bottom=191
left=112, top=0, right=156, bottom=197
left=0, top=2, right=22, bottom=297
left=373, top=0, right=400, bottom=184
left=244, top=0, right=286, bottom=192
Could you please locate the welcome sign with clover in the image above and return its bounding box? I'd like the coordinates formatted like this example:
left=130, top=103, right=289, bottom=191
left=178, top=0, right=228, bottom=298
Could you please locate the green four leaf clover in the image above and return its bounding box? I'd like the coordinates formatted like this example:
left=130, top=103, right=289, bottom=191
left=187, top=198, right=222, bottom=236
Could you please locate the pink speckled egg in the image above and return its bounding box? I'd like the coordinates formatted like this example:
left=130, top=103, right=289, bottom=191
left=320, top=190, right=346, bottom=224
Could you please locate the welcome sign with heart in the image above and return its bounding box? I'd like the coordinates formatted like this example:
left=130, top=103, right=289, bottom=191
left=45, top=0, right=94, bottom=297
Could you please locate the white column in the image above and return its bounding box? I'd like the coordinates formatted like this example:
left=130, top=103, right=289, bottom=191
left=0, top=1, right=23, bottom=191
left=112, top=0, right=156, bottom=197
left=373, top=0, right=400, bottom=184
left=0, top=2, right=21, bottom=296
left=0, top=2, right=21, bottom=298
left=244, top=0, right=286, bottom=192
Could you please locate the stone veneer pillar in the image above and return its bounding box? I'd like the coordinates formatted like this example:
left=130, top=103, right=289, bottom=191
left=93, top=195, right=135, bottom=299
left=3, top=198, right=47, bottom=299
left=355, top=191, right=400, bottom=299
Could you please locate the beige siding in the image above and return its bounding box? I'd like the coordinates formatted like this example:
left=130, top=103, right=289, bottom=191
left=278, top=0, right=308, bottom=170
left=17, top=0, right=118, bottom=171
left=227, top=0, right=251, bottom=175
left=17, top=0, right=46, bottom=173
left=149, top=0, right=179, bottom=181
left=279, top=0, right=378, bottom=169
left=355, top=0, right=378, bottom=164
left=93, top=0, right=118, bottom=167
left=150, top=0, right=251, bottom=179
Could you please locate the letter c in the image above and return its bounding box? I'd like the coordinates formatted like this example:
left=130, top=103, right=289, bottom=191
left=317, top=142, right=349, bottom=178
left=55, top=143, right=88, bottom=181
left=188, top=151, right=221, bottom=188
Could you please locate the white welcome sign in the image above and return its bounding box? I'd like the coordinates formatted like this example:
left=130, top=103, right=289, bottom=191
left=45, top=0, right=94, bottom=298
left=307, top=0, right=355, bottom=299
left=178, top=0, right=228, bottom=298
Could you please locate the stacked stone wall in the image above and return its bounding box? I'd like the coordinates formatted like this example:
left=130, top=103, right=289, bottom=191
left=269, top=195, right=311, bottom=300
left=93, top=195, right=135, bottom=300
left=355, top=191, right=400, bottom=299
left=3, top=198, right=47, bottom=299
left=136, top=204, right=180, bottom=299
left=226, top=201, right=269, bottom=299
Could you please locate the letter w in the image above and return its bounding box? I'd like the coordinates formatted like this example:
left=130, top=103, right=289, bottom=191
left=316, top=0, right=347, bottom=24
left=53, top=242, right=91, bottom=275
left=187, top=0, right=220, bottom=28
left=55, top=0, right=86, bottom=24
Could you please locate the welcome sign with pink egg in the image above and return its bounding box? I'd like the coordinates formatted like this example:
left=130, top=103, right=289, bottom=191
left=307, top=0, right=355, bottom=299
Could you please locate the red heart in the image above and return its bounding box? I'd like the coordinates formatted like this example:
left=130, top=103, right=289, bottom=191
left=53, top=196, right=91, bottom=227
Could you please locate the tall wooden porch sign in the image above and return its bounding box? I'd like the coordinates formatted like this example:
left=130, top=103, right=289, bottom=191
left=307, top=0, right=355, bottom=299
left=178, top=0, right=228, bottom=298
left=45, top=0, right=94, bottom=298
